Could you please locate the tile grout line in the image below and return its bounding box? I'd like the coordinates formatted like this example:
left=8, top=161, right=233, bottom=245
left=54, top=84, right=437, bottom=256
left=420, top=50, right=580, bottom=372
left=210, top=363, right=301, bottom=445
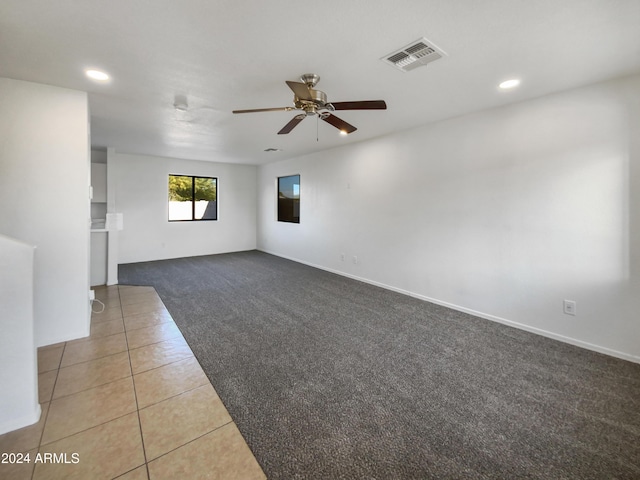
left=121, top=299, right=166, bottom=310
left=123, top=319, right=175, bottom=334
left=144, top=419, right=235, bottom=465
left=120, top=285, right=152, bottom=480
left=27, top=285, right=263, bottom=479
left=49, top=370, right=132, bottom=402
left=55, top=346, right=127, bottom=369
left=131, top=351, right=194, bottom=376
left=137, top=380, right=212, bottom=412
left=38, top=292, right=185, bottom=432
left=119, top=285, right=229, bottom=477
left=44, top=287, right=124, bottom=459
left=64, top=326, right=124, bottom=344
left=113, top=465, right=147, bottom=479
left=126, top=332, right=185, bottom=352
left=32, top=341, right=66, bottom=480
left=31, top=296, right=118, bottom=476
left=38, top=410, right=138, bottom=449
left=126, top=331, right=185, bottom=348
left=59, top=344, right=129, bottom=369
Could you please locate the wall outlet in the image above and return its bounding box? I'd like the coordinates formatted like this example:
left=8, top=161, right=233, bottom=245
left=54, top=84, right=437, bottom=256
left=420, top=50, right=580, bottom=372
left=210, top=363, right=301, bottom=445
left=89, top=289, right=95, bottom=301
left=352, top=255, right=358, bottom=265
left=340, top=253, right=345, bottom=262
left=563, top=299, right=576, bottom=316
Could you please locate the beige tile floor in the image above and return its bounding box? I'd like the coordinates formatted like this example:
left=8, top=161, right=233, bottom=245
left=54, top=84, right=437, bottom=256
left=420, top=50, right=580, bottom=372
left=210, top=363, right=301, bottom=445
left=0, top=285, right=266, bottom=480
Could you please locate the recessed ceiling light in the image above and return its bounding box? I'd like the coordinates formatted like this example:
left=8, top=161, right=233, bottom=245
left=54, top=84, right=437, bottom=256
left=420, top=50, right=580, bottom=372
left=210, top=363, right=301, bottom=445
left=499, top=79, right=520, bottom=90
left=85, top=69, right=109, bottom=81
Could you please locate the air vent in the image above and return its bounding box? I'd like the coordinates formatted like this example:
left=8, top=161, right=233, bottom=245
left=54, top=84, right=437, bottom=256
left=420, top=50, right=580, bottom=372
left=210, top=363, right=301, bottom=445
left=382, top=37, right=446, bottom=72
left=264, top=148, right=282, bottom=152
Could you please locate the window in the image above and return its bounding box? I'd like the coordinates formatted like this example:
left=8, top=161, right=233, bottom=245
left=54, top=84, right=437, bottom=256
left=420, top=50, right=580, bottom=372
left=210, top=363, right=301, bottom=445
left=278, top=175, right=300, bottom=223
left=168, top=175, right=217, bottom=221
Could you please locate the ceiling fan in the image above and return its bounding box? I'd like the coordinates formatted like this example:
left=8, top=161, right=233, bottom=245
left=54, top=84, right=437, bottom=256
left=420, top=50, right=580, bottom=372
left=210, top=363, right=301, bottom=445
left=232, top=74, right=387, bottom=135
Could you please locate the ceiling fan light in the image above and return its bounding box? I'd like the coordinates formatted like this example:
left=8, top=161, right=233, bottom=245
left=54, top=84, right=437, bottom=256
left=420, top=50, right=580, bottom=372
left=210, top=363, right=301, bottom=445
left=340, top=130, right=348, bottom=135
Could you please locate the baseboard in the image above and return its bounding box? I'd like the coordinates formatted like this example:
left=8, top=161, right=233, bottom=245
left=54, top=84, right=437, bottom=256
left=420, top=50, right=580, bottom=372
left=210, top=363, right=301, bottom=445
left=0, top=403, right=41, bottom=436
left=258, top=249, right=640, bottom=365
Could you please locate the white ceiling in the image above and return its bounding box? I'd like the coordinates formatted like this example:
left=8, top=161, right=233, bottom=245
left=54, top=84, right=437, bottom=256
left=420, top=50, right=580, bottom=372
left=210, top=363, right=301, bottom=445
left=1, top=0, right=639, bottom=166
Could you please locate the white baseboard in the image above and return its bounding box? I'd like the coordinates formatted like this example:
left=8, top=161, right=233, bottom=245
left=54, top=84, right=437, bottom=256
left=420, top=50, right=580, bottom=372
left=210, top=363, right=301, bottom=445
left=258, top=249, right=640, bottom=365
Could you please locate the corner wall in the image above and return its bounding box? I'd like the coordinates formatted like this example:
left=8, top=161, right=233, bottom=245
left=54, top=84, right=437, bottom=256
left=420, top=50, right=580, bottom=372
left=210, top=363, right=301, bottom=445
left=113, top=152, right=257, bottom=263
left=0, top=235, right=39, bottom=433
left=257, top=74, right=640, bottom=362
left=0, top=77, right=90, bottom=347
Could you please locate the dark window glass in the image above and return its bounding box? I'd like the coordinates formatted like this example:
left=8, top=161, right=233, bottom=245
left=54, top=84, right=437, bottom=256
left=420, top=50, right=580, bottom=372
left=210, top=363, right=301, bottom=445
left=278, top=175, right=300, bottom=223
left=169, top=175, right=217, bottom=221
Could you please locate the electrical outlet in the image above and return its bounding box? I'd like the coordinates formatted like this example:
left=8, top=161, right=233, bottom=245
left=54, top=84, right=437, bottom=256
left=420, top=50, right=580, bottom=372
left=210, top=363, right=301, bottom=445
left=340, top=253, right=345, bottom=262
left=352, top=255, right=358, bottom=265
left=89, top=289, right=95, bottom=301
left=563, top=299, right=576, bottom=316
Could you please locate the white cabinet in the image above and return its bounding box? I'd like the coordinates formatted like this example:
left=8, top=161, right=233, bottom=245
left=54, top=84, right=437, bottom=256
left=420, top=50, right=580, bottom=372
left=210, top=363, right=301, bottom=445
left=90, top=232, right=108, bottom=286
left=90, top=162, right=108, bottom=285
left=91, top=163, right=107, bottom=203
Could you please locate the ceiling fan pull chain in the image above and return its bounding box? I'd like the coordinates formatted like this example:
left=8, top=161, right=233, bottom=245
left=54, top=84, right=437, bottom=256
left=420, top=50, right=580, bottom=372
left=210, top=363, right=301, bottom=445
left=316, top=115, right=319, bottom=142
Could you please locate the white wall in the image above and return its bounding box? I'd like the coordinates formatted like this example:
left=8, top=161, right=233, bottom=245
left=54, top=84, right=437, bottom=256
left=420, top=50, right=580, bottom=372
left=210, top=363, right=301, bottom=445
left=114, top=152, right=257, bottom=263
left=0, top=235, right=40, bottom=433
left=0, top=77, right=91, bottom=346
left=258, top=74, right=640, bottom=362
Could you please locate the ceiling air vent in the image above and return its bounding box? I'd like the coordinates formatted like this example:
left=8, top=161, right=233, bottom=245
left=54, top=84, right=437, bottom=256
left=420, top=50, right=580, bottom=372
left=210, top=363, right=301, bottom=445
left=382, top=37, right=446, bottom=72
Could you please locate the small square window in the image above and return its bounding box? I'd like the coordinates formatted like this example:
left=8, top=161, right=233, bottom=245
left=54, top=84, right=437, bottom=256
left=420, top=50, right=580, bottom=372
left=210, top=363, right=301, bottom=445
left=168, top=175, right=217, bottom=221
left=278, top=175, right=300, bottom=223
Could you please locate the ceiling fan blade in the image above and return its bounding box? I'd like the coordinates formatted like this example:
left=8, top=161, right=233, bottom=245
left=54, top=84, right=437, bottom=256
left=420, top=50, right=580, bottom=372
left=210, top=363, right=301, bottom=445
left=330, top=100, right=387, bottom=110
left=286, top=81, right=313, bottom=101
left=322, top=114, right=357, bottom=134
left=232, top=107, right=293, bottom=114
left=278, top=114, right=306, bottom=134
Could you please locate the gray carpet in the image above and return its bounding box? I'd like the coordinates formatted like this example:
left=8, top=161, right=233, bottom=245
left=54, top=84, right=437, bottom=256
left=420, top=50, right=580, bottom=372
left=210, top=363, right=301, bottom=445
left=119, top=250, right=640, bottom=479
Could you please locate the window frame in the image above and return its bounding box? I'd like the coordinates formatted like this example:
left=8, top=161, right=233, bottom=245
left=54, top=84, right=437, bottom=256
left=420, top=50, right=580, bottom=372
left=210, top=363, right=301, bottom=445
left=168, top=174, right=218, bottom=222
left=277, top=174, right=300, bottom=224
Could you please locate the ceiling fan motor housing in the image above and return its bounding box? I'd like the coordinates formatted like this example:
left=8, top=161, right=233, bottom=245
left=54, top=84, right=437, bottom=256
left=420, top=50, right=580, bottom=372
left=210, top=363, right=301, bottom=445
left=309, top=89, right=327, bottom=105
left=296, top=88, right=328, bottom=115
